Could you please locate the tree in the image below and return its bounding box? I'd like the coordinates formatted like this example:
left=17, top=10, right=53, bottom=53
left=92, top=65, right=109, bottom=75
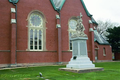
left=96, top=20, right=119, bottom=40
left=106, top=26, right=120, bottom=53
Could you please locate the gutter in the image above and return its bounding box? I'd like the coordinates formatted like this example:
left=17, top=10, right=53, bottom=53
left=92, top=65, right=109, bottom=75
left=12, top=3, right=17, bottom=64
left=57, top=9, right=62, bottom=63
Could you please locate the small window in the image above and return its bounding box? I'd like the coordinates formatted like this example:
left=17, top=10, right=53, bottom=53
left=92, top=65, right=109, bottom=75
left=103, top=48, right=106, bottom=56
left=68, top=18, right=77, bottom=50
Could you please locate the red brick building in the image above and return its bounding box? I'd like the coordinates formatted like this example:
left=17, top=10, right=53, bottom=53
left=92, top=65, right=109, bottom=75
left=0, top=0, right=112, bottom=67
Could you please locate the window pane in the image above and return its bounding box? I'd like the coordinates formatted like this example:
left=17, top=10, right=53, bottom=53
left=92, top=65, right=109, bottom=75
left=30, top=29, right=33, bottom=49
left=70, top=41, right=72, bottom=50
left=34, top=30, right=38, bottom=49
left=30, top=46, right=33, bottom=49
left=69, top=32, right=72, bottom=50
left=39, top=30, right=42, bottom=49
left=69, top=32, right=72, bottom=39
left=68, top=19, right=77, bottom=50
left=103, top=48, right=106, bottom=56
left=39, top=46, right=41, bottom=49
left=28, top=12, right=44, bottom=51
left=69, top=20, right=77, bottom=30
left=30, top=14, right=42, bottom=27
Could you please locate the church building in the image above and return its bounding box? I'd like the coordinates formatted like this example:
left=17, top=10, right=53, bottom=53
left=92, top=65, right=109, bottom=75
left=0, top=0, right=112, bottom=67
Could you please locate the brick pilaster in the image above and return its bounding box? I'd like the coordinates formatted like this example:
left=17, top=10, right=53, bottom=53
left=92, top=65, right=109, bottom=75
left=89, top=20, right=95, bottom=62
left=56, top=14, right=62, bottom=63
left=10, top=8, right=16, bottom=64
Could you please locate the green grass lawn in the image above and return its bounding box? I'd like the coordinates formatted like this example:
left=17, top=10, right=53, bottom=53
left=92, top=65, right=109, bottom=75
left=0, top=62, right=120, bottom=80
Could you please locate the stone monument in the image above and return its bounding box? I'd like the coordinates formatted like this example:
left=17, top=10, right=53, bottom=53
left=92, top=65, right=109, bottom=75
left=66, top=13, right=95, bottom=69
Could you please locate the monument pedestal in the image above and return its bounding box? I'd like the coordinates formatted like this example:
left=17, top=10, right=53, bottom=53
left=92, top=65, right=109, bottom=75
left=66, top=56, right=95, bottom=69
left=66, top=37, right=95, bottom=69
left=59, top=13, right=103, bottom=73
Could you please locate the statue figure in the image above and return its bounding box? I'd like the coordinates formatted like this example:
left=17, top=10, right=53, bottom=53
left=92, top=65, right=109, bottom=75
left=72, top=13, right=87, bottom=38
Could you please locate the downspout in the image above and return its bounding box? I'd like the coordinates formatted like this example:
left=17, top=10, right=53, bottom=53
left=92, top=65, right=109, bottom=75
left=57, top=10, right=61, bottom=24
left=12, top=3, right=17, bottom=64
left=50, top=0, right=66, bottom=63
left=57, top=9, right=62, bottom=63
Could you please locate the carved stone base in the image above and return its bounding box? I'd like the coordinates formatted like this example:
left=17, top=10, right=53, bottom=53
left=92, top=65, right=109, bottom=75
left=66, top=37, right=95, bottom=69
left=59, top=67, right=104, bottom=73
left=66, top=56, right=95, bottom=69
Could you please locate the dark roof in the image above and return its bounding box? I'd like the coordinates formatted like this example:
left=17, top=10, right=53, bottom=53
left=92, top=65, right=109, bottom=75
left=80, top=0, right=98, bottom=25
left=50, top=0, right=66, bottom=12
left=94, top=30, right=110, bottom=45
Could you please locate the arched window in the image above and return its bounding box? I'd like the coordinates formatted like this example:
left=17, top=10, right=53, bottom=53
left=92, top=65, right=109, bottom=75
left=27, top=11, right=46, bottom=51
left=68, top=17, right=77, bottom=50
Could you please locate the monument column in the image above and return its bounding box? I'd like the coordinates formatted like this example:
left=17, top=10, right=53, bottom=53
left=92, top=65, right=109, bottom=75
left=66, top=13, right=95, bottom=69
left=10, top=8, right=17, bottom=64
left=89, top=20, right=95, bottom=62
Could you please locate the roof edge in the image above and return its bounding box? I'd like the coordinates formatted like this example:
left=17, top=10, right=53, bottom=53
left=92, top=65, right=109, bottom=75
left=80, top=0, right=92, bottom=17
left=50, top=0, right=66, bottom=12
left=80, top=0, right=98, bottom=25
left=95, top=41, right=110, bottom=45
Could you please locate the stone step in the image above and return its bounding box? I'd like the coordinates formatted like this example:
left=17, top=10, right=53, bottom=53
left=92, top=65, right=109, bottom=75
left=68, top=61, right=93, bottom=64
left=66, top=64, right=95, bottom=69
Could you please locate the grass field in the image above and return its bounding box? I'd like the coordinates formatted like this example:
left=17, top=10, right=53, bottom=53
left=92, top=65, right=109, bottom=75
left=0, top=62, right=120, bottom=80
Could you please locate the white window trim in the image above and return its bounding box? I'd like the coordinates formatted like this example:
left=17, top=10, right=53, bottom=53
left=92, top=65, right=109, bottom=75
left=28, top=29, right=43, bottom=51
left=68, top=18, right=77, bottom=51
left=27, top=11, right=46, bottom=51
left=103, top=48, right=106, bottom=56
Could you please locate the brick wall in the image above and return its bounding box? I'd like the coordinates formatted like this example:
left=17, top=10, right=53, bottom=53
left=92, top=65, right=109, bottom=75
left=0, top=0, right=94, bottom=64
left=95, top=42, right=112, bottom=60
left=114, top=53, right=120, bottom=60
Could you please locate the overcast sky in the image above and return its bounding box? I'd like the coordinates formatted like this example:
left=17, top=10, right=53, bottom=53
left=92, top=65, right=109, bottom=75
left=83, top=0, right=120, bottom=24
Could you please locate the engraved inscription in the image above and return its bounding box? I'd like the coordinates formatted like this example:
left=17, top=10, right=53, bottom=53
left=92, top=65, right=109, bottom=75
left=73, top=41, right=78, bottom=56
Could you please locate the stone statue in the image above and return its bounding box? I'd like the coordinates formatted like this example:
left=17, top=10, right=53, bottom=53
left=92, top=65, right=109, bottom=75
left=72, top=13, right=87, bottom=38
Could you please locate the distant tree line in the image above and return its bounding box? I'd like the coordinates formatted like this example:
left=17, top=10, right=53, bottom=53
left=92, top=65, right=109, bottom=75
left=97, top=20, right=120, bottom=53
left=96, top=20, right=119, bottom=40
left=106, top=27, right=120, bottom=53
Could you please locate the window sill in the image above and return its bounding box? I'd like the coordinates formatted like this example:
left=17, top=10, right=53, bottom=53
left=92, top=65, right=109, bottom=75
left=26, top=49, right=43, bottom=51
left=17, top=50, right=57, bottom=52
left=62, top=50, right=72, bottom=52
left=103, top=54, right=106, bottom=57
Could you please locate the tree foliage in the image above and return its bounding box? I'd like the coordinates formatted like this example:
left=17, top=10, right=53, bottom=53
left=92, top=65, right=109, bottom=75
left=106, top=26, right=120, bottom=52
left=97, top=20, right=119, bottom=40
left=97, top=20, right=113, bottom=34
